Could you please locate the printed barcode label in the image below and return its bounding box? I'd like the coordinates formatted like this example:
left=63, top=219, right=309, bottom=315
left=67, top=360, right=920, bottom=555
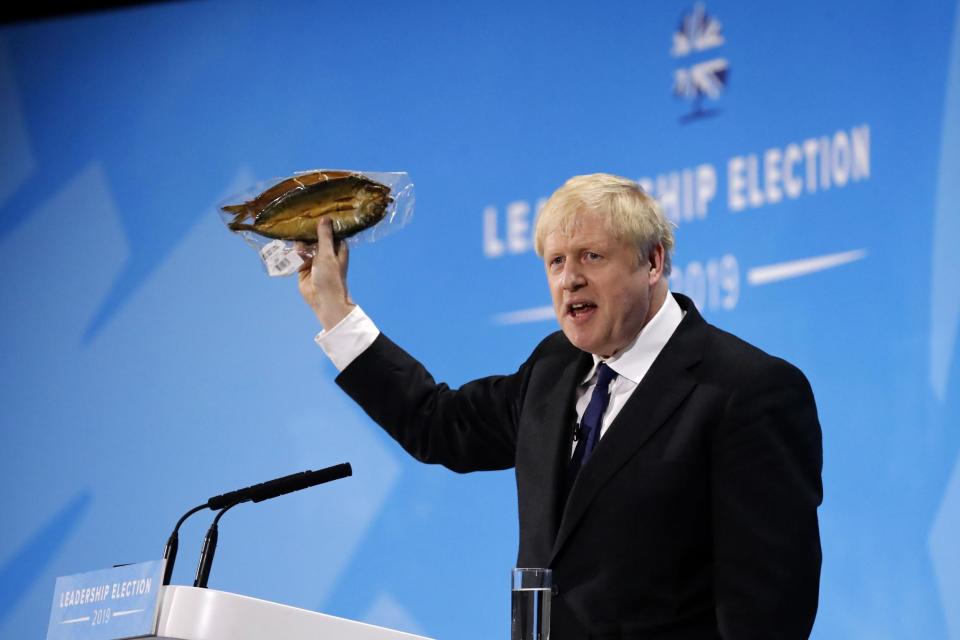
left=259, top=240, right=304, bottom=277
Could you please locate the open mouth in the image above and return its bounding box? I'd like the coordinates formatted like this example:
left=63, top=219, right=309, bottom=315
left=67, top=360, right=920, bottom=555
left=568, top=302, right=597, bottom=318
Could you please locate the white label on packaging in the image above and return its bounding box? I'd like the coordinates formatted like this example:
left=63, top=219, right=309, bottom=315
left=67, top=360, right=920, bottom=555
left=259, top=240, right=304, bottom=277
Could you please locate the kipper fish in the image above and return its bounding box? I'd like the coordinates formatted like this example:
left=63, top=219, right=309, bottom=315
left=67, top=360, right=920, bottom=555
left=224, top=171, right=392, bottom=242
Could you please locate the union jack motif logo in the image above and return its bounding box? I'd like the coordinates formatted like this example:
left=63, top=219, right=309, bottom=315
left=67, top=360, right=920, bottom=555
left=671, top=3, right=729, bottom=123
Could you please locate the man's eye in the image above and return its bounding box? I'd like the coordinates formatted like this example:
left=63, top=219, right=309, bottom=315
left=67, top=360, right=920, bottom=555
left=585, top=252, right=602, bottom=261
left=550, top=256, right=564, bottom=266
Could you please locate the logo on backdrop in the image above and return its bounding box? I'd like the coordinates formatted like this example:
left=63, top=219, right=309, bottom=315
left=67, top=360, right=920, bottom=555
left=480, top=7, right=873, bottom=324
left=671, top=3, right=728, bottom=124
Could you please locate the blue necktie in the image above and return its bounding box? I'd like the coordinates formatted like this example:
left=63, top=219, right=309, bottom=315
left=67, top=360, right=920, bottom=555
left=565, top=362, right=617, bottom=494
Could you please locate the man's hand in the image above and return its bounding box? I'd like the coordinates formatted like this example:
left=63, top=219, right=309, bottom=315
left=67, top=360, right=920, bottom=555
left=297, top=219, right=355, bottom=330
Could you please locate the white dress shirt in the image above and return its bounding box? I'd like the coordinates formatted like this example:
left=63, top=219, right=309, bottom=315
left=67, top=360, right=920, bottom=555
left=571, top=292, right=684, bottom=452
left=315, top=293, right=685, bottom=454
left=314, top=305, right=380, bottom=371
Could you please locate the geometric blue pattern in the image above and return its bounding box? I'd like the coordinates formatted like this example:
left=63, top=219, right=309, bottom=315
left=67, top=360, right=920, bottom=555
left=931, top=456, right=960, bottom=640
left=930, top=0, right=960, bottom=403
left=930, top=6, right=960, bottom=638
left=0, top=492, right=92, bottom=625
left=0, top=39, right=35, bottom=209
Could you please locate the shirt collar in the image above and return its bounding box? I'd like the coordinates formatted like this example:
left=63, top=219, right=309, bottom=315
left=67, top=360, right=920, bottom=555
left=580, top=291, right=685, bottom=385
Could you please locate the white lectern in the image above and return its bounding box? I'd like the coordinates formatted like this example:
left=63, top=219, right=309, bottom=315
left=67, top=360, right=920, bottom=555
left=154, top=586, right=434, bottom=640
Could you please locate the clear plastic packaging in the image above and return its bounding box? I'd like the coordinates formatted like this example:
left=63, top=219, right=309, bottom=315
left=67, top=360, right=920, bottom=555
left=218, top=169, right=414, bottom=276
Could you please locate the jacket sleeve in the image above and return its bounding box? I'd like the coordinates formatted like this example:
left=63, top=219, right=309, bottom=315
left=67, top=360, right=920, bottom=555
left=712, top=356, right=823, bottom=639
left=334, top=332, right=533, bottom=473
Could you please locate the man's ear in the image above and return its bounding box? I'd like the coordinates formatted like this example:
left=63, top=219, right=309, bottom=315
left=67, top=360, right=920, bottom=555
left=647, top=243, right=666, bottom=283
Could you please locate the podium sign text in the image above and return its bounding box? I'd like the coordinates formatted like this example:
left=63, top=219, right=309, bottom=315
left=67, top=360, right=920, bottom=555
left=46, top=560, right=164, bottom=640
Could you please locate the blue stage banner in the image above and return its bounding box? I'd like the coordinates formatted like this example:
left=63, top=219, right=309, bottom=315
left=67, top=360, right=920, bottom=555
left=1, top=1, right=959, bottom=638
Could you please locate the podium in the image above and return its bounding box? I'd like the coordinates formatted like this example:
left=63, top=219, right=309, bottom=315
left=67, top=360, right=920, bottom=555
left=154, top=585, right=434, bottom=640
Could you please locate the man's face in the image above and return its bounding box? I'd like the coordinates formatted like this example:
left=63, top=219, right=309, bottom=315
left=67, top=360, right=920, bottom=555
left=542, top=211, right=658, bottom=358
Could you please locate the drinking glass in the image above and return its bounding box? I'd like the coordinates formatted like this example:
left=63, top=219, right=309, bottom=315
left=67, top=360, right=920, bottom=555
left=511, top=568, right=552, bottom=640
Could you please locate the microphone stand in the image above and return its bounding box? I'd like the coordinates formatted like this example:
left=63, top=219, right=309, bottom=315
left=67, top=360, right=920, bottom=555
left=194, top=503, right=235, bottom=589
left=163, top=503, right=206, bottom=586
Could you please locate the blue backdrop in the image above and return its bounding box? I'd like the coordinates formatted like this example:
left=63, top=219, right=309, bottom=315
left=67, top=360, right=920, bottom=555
left=2, top=1, right=959, bottom=638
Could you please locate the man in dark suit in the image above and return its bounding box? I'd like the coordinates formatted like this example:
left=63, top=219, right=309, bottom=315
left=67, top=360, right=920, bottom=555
left=298, top=174, right=822, bottom=639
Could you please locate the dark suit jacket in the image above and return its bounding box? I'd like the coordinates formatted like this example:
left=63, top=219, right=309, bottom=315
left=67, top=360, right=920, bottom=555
left=336, top=294, right=822, bottom=639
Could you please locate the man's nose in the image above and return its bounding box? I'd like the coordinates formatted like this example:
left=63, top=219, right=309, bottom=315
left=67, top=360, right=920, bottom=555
left=560, top=264, right=586, bottom=290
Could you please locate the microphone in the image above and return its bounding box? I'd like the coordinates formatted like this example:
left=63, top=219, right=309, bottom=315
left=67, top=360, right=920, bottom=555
left=206, top=463, right=353, bottom=510
left=193, top=463, right=352, bottom=588
left=162, top=463, right=353, bottom=586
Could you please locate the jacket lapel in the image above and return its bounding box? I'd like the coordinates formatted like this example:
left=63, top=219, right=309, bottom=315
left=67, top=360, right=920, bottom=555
left=520, top=347, right=593, bottom=562
left=550, top=297, right=706, bottom=561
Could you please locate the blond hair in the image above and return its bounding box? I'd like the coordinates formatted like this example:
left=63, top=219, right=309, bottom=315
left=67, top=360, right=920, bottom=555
left=534, top=173, right=675, bottom=275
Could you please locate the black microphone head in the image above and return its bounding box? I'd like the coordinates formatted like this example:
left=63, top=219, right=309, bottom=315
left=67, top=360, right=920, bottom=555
left=249, top=462, right=353, bottom=503
left=315, top=462, right=352, bottom=483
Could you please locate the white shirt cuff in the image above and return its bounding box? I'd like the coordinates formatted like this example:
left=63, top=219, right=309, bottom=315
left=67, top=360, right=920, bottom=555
left=313, top=305, right=381, bottom=372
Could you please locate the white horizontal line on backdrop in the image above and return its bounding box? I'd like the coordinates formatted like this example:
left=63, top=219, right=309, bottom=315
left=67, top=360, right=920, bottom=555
left=493, top=306, right=555, bottom=326
left=747, top=249, right=868, bottom=286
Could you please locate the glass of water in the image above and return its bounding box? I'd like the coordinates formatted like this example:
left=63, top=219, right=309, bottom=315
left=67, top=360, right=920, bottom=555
left=511, top=568, right=552, bottom=640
